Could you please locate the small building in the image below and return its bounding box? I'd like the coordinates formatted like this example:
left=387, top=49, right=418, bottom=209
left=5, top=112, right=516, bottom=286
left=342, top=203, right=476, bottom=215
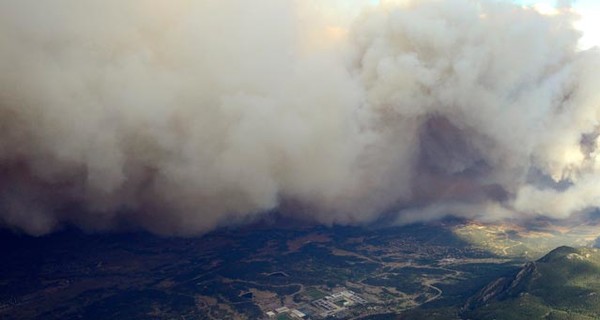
left=291, top=309, right=306, bottom=318
left=275, top=306, right=290, bottom=314
left=266, top=311, right=276, bottom=318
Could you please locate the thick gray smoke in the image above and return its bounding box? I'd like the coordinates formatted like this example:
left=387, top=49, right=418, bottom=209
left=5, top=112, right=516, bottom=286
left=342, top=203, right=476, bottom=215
left=0, top=0, right=599, bottom=235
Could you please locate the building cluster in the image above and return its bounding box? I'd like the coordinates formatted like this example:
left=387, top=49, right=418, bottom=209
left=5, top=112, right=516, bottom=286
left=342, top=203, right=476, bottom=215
left=265, top=288, right=368, bottom=319
left=265, top=306, right=307, bottom=319
left=311, top=290, right=367, bottom=318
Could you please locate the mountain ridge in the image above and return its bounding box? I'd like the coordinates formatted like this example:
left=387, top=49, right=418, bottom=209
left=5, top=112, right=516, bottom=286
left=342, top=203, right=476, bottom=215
left=462, top=246, right=600, bottom=319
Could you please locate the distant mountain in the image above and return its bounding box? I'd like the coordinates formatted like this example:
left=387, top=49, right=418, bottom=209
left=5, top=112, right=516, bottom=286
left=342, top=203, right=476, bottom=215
left=463, top=246, right=600, bottom=320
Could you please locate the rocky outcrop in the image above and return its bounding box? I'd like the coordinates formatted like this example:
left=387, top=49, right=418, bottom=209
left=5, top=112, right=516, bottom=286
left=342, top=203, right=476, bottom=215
left=463, top=260, right=539, bottom=310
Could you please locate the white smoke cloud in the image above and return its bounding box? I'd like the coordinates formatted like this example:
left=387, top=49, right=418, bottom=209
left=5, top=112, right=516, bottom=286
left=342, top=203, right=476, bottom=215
left=0, top=0, right=598, bottom=235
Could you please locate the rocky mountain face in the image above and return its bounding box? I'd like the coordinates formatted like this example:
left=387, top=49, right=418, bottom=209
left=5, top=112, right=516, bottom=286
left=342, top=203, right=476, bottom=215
left=464, top=261, right=538, bottom=310
left=462, top=246, right=600, bottom=319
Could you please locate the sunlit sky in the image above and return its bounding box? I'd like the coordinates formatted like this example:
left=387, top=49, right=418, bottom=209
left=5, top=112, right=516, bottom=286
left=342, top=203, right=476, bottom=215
left=338, top=0, right=599, bottom=49
left=518, top=0, right=600, bottom=49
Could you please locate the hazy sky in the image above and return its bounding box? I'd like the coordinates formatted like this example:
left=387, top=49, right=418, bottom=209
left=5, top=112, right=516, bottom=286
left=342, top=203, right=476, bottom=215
left=344, top=0, right=599, bottom=49
left=518, top=0, right=600, bottom=48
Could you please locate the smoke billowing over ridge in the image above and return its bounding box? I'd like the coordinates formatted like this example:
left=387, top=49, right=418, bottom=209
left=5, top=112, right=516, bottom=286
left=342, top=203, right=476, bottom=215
left=0, top=0, right=599, bottom=235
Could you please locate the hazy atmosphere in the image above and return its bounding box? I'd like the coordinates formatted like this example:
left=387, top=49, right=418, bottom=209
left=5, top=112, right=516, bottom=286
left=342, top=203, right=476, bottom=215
left=1, top=0, right=599, bottom=235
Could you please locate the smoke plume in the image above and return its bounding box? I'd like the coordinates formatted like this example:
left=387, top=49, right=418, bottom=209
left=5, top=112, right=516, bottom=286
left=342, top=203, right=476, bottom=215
left=0, top=0, right=599, bottom=235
